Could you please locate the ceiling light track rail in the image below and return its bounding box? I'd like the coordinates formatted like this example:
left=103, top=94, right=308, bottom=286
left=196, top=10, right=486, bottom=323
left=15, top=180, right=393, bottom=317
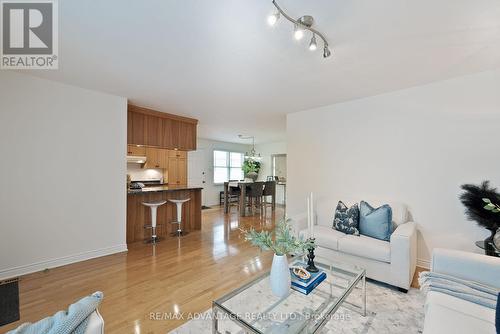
left=269, top=0, right=332, bottom=58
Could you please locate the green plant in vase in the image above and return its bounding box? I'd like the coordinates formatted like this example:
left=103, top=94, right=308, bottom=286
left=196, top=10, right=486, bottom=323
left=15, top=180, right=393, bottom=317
left=242, top=159, right=261, bottom=181
left=483, top=198, right=500, bottom=213
left=483, top=198, right=500, bottom=252
left=241, top=218, right=313, bottom=297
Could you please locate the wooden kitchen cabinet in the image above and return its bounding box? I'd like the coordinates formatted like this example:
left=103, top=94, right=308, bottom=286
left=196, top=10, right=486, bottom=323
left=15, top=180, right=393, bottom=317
left=178, top=122, right=196, bottom=150
left=145, top=115, right=162, bottom=147
left=168, top=150, right=187, bottom=159
left=178, top=158, right=187, bottom=185
left=127, top=145, right=146, bottom=156
left=167, top=156, right=179, bottom=184
left=127, top=105, right=197, bottom=150
left=145, top=147, right=168, bottom=169
left=127, top=111, right=146, bottom=145
left=160, top=117, right=173, bottom=149
left=167, top=150, right=187, bottom=185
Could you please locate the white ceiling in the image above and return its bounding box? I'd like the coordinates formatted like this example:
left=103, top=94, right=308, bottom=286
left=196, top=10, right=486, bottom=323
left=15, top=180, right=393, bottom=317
left=26, top=0, right=500, bottom=144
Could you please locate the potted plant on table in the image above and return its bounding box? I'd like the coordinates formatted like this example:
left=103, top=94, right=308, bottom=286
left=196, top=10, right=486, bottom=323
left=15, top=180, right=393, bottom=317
left=242, top=159, right=261, bottom=181
left=460, top=181, right=500, bottom=256
left=483, top=198, right=500, bottom=253
left=241, top=218, right=313, bottom=298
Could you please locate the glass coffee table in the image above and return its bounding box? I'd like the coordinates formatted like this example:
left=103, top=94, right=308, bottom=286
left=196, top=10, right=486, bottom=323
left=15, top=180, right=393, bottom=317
left=212, top=257, right=366, bottom=334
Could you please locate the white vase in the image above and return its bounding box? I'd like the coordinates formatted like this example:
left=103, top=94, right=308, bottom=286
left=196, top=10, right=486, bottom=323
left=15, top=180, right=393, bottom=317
left=270, top=254, right=291, bottom=298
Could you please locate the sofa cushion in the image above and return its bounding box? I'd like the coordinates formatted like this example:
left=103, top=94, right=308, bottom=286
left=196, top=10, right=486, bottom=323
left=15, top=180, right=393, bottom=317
left=424, top=291, right=496, bottom=334
left=84, top=310, right=104, bottom=334
left=333, top=201, right=360, bottom=235
left=300, top=225, right=346, bottom=251
left=359, top=201, right=393, bottom=241
left=315, top=198, right=408, bottom=228
left=338, top=234, right=391, bottom=263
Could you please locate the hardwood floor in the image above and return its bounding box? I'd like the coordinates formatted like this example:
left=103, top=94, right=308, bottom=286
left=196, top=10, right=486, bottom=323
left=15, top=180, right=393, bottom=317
left=1, top=207, right=426, bottom=334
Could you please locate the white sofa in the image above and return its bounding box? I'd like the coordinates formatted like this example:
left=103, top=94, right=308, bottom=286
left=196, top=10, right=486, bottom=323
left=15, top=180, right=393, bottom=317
left=290, top=197, right=417, bottom=291
left=423, top=248, right=500, bottom=334
left=85, top=310, right=104, bottom=334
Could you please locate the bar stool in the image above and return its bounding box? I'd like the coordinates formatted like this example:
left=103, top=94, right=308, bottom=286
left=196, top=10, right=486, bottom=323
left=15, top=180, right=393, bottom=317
left=142, top=200, right=167, bottom=243
left=168, top=198, right=190, bottom=236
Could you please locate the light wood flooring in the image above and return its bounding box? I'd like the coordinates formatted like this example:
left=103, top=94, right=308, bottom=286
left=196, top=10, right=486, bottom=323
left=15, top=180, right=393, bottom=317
left=1, top=206, right=425, bottom=334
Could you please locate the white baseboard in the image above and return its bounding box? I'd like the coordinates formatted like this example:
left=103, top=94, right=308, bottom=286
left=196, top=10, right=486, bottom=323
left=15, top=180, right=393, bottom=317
left=0, top=244, right=128, bottom=281
left=417, top=258, right=430, bottom=269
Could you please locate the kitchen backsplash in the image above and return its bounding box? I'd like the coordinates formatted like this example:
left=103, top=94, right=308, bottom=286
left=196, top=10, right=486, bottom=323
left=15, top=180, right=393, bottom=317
left=127, top=163, right=164, bottom=182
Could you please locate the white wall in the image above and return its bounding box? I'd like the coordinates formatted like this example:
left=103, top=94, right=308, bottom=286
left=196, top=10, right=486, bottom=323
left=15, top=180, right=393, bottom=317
left=287, top=69, right=500, bottom=267
left=188, top=138, right=250, bottom=207
left=255, top=141, right=287, bottom=205
left=0, top=72, right=127, bottom=279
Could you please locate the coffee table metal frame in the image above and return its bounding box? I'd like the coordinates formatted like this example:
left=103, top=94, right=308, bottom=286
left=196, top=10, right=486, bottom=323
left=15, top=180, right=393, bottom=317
left=212, top=257, right=366, bottom=334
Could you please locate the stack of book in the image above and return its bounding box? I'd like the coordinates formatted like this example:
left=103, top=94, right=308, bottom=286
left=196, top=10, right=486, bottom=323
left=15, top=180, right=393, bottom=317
left=289, top=260, right=327, bottom=295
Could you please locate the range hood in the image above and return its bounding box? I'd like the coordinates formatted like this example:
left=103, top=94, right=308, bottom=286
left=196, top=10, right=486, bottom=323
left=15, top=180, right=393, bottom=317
left=126, top=155, right=147, bottom=164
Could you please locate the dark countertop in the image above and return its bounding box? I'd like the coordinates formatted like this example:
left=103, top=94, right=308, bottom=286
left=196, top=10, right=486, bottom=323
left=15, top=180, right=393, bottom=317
left=127, top=185, right=203, bottom=195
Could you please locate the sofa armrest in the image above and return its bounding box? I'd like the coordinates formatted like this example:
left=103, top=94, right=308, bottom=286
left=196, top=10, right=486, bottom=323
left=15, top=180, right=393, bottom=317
left=390, top=221, right=417, bottom=290
left=431, top=248, right=500, bottom=289
left=84, top=309, right=104, bottom=334
left=287, top=212, right=308, bottom=238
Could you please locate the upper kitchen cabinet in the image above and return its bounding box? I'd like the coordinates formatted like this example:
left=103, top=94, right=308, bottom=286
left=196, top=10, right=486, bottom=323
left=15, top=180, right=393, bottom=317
left=127, top=104, right=198, bottom=150
left=166, top=119, right=180, bottom=149
left=145, top=114, right=162, bottom=147
left=127, top=110, right=146, bottom=145
left=179, top=121, right=196, bottom=150
left=127, top=145, right=146, bottom=156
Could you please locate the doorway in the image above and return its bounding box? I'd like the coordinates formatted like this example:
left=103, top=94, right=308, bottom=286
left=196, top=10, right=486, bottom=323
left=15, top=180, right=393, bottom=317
left=271, top=154, right=286, bottom=206
left=188, top=147, right=208, bottom=207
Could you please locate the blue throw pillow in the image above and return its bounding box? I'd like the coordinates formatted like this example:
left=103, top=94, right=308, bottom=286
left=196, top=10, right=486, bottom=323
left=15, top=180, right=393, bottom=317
left=359, top=201, right=393, bottom=241
left=333, top=201, right=360, bottom=235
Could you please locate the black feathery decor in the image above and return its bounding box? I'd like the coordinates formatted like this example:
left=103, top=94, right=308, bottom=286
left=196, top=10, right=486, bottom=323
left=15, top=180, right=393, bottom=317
left=460, top=181, right=500, bottom=256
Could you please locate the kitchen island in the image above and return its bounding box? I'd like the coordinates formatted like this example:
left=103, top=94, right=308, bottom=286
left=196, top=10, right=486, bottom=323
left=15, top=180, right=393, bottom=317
left=127, top=186, right=202, bottom=243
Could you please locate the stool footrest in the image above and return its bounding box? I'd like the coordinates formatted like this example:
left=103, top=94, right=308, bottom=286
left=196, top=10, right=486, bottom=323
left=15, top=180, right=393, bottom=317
left=144, top=223, right=165, bottom=229
left=171, top=231, right=189, bottom=237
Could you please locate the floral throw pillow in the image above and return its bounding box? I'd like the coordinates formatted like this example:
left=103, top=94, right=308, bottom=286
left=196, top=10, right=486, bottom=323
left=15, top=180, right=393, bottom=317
left=333, top=201, right=360, bottom=235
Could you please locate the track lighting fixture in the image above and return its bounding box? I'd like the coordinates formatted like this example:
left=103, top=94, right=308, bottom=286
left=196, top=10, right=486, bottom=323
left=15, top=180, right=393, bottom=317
left=267, top=11, right=280, bottom=26
left=309, top=34, right=317, bottom=51
left=268, top=0, right=332, bottom=59
left=294, top=24, right=304, bottom=40
left=323, top=46, right=331, bottom=58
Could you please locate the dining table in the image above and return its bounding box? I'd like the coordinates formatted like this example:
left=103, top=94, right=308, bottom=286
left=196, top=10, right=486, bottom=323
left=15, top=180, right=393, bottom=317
left=223, top=180, right=276, bottom=217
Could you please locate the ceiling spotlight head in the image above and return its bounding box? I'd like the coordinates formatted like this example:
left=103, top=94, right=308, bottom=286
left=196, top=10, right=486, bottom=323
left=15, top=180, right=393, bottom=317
left=294, top=24, right=304, bottom=40
left=297, top=15, right=314, bottom=28
left=267, top=11, right=280, bottom=26
left=323, top=46, right=331, bottom=58
left=309, top=34, right=317, bottom=51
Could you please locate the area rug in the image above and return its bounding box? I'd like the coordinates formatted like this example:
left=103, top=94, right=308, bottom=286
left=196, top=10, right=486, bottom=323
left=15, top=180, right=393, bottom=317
left=169, top=280, right=425, bottom=333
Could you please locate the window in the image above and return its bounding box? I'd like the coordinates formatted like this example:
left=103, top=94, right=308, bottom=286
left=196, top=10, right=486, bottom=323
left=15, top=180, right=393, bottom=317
left=213, top=150, right=244, bottom=183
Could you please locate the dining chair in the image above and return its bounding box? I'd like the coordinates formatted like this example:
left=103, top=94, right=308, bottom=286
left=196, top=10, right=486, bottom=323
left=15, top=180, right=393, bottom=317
left=227, top=180, right=241, bottom=212
left=245, top=182, right=264, bottom=215
left=262, top=181, right=276, bottom=214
